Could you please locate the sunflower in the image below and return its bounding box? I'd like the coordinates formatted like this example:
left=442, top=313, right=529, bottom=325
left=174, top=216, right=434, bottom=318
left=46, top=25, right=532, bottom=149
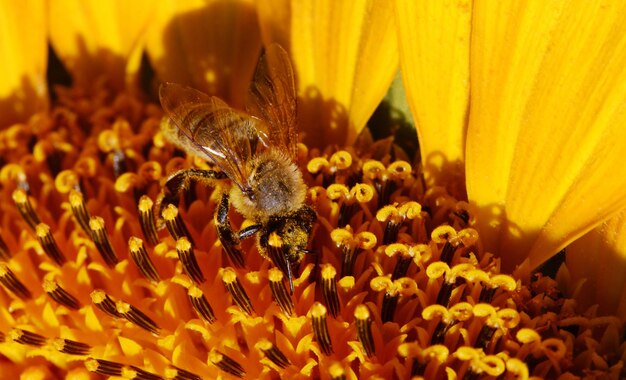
left=0, top=1, right=624, bottom=379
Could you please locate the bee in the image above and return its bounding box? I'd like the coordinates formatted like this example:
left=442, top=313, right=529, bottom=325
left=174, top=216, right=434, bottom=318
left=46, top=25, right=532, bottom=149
left=158, top=44, right=316, bottom=293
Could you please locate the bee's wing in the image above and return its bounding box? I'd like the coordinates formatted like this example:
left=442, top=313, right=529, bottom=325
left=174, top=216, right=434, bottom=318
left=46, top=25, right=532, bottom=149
left=246, top=44, right=298, bottom=160
left=159, top=82, right=269, bottom=191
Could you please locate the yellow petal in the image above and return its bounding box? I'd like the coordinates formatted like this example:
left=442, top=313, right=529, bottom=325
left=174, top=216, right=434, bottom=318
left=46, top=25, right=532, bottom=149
left=0, top=1, right=48, bottom=127
left=146, top=0, right=261, bottom=107
left=566, top=210, right=626, bottom=319
left=394, top=0, right=471, bottom=194
left=49, top=0, right=157, bottom=90
left=466, top=1, right=626, bottom=272
left=257, top=0, right=398, bottom=147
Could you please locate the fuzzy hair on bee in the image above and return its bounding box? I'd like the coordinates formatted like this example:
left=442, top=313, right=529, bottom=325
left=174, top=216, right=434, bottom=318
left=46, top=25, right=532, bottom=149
left=157, top=44, right=316, bottom=293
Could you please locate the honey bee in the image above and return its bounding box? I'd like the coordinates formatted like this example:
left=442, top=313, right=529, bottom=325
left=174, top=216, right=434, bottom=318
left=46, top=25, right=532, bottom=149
left=158, top=44, right=316, bottom=293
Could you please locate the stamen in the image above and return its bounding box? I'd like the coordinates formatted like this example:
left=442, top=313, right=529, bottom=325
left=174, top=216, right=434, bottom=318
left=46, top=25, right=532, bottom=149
left=90, top=289, right=122, bottom=317
left=162, top=204, right=194, bottom=246
left=9, top=328, right=46, bottom=346
left=0, top=232, right=10, bottom=261
left=35, top=223, right=66, bottom=265
left=51, top=338, right=91, bottom=355
left=384, top=244, right=414, bottom=280
left=222, top=268, right=254, bottom=315
left=12, top=189, right=41, bottom=231
left=165, top=366, right=202, bottom=380
left=0, top=262, right=32, bottom=299
left=321, top=264, right=340, bottom=318
left=381, top=293, right=399, bottom=323
left=268, top=268, right=294, bottom=316
left=188, top=285, right=216, bottom=324
left=138, top=196, right=159, bottom=246
left=331, top=228, right=377, bottom=277
left=310, top=302, right=333, bottom=355
left=176, top=237, right=204, bottom=284
left=376, top=205, right=402, bottom=245
left=85, top=358, right=123, bottom=376
left=329, top=362, right=346, bottom=380
left=69, top=190, right=92, bottom=236
left=256, top=339, right=290, bottom=368
left=122, top=366, right=164, bottom=380
left=44, top=279, right=81, bottom=309
left=209, top=350, right=246, bottom=378
left=128, top=237, right=161, bottom=283
left=354, top=304, right=375, bottom=357
left=116, top=301, right=161, bottom=335
left=89, top=216, right=119, bottom=267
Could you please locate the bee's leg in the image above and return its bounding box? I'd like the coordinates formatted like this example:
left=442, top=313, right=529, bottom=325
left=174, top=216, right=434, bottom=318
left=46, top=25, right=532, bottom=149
left=156, top=168, right=227, bottom=216
left=237, top=224, right=262, bottom=240
left=215, top=193, right=245, bottom=268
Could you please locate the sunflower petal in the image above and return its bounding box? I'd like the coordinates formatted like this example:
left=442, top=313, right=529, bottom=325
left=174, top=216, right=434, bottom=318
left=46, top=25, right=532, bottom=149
left=566, top=210, right=626, bottom=319
left=49, top=0, right=156, bottom=89
left=146, top=0, right=261, bottom=107
left=257, top=0, right=398, bottom=147
left=0, top=2, right=48, bottom=127
left=394, top=0, right=471, bottom=194
left=466, top=1, right=626, bottom=272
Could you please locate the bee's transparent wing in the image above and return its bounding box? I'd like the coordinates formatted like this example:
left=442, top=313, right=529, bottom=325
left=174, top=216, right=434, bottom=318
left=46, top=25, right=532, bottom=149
left=159, top=82, right=269, bottom=191
left=246, top=44, right=298, bottom=160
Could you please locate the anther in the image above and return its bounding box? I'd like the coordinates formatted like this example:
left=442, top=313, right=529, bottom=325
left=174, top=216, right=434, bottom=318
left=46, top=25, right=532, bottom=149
left=9, top=328, right=46, bottom=346
left=44, top=279, right=81, bottom=309
left=176, top=237, right=204, bottom=284
left=188, top=285, right=216, bottom=324
left=12, top=189, right=41, bottom=231
left=329, top=362, right=346, bottom=380
left=69, top=190, right=92, bottom=236
left=384, top=244, right=415, bottom=280
left=310, top=302, right=333, bottom=355
left=129, top=237, right=160, bottom=283
left=35, top=223, right=66, bottom=265
left=85, top=358, right=123, bottom=376
left=90, top=289, right=121, bottom=317
left=354, top=304, right=375, bottom=357
left=321, top=264, right=341, bottom=318
left=116, top=301, right=161, bottom=335
left=51, top=338, right=91, bottom=355
left=122, top=366, right=164, bottom=380
left=162, top=204, right=194, bottom=246
left=268, top=268, right=294, bottom=316
left=0, top=232, right=9, bottom=261
left=89, top=216, right=119, bottom=267
left=138, top=196, right=159, bottom=246
left=331, top=228, right=377, bottom=277
left=222, top=268, right=254, bottom=315
left=209, top=350, right=246, bottom=378
left=256, top=339, right=291, bottom=368
left=0, top=262, right=32, bottom=299
left=165, top=366, right=202, bottom=380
